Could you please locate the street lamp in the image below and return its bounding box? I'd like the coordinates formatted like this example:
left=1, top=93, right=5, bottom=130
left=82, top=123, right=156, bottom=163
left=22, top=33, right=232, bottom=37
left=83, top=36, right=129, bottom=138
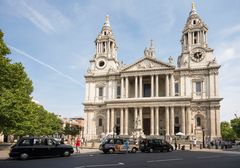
left=202, top=128, right=205, bottom=148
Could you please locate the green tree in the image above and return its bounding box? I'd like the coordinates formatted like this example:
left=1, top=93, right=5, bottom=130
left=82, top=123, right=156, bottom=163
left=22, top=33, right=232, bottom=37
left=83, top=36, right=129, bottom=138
left=64, top=124, right=81, bottom=137
left=221, top=121, right=237, bottom=141
left=231, top=117, right=240, bottom=138
left=0, top=30, right=33, bottom=134
left=0, top=30, right=62, bottom=137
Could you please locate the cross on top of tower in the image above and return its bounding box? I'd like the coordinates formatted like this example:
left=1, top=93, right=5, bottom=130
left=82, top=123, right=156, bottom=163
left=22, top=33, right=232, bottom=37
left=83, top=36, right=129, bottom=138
left=104, top=15, right=111, bottom=27
left=190, top=1, right=197, bottom=15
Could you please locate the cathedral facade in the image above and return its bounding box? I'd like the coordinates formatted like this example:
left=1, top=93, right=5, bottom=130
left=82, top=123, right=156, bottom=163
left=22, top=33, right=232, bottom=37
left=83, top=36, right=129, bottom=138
left=83, top=3, right=222, bottom=141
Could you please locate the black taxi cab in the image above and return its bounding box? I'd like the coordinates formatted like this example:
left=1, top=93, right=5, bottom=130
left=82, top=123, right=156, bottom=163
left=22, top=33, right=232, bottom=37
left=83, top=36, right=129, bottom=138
left=9, top=137, right=74, bottom=160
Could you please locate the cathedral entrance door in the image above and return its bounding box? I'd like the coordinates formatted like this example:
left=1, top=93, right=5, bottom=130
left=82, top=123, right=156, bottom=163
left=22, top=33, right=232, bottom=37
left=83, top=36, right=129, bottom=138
left=116, top=126, right=120, bottom=135
left=174, top=126, right=180, bottom=134
left=143, top=118, right=150, bottom=135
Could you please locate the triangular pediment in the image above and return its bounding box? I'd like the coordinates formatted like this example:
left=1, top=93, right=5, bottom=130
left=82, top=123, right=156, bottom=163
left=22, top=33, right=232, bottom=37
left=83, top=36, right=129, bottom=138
left=122, top=57, right=174, bottom=72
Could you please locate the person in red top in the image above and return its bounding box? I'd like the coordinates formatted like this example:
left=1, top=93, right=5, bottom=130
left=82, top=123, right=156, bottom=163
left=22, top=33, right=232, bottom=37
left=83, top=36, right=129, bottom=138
left=75, top=137, right=81, bottom=153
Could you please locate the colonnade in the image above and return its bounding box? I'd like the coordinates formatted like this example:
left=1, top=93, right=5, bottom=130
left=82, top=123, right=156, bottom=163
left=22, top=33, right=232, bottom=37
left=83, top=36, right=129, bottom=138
left=120, top=74, right=175, bottom=98
left=105, top=106, right=191, bottom=136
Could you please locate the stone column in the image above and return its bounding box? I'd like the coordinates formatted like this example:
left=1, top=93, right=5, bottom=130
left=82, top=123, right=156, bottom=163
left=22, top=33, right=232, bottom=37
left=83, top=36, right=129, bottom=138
left=216, top=107, right=221, bottom=137
left=155, top=107, right=159, bottom=135
left=165, top=107, right=169, bottom=135
left=180, top=76, right=184, bottom=96
left=139, top=107, right=143, bottom=129
left=151, top=75, right=154, bottom=97
left=170, top=74, right=174, bottom=96
left=139, top=76, right=143, bottom=97
left=150, top=107, right=154, bottom=135
left=134, top=107, right=138, bottom=128
left=186, top=107, right=191, bottom=135
left=210, top=107, right=216, bottom=138
left=209, top=73, right=214, bottom=98
left=135, top=76, right=138, bottom=98
left=121, top=77, right=124, bottom=98
left=170, top=107, right=174, bottom=136
left=110, top=108, right=114, bottom=133
left=126, top=77, right=129, bottom=98
left=181, top=106, right=186, bottom=134
left=165, top=74, right=169, bottom=97
left=124, top=108, right=129, bottom=135
left=215, top=73, right=219, bottom=97
left=155, top=75, right=159, bottom=97
left=120, top=108, right=124, bottom=135
left=106, top=109, right=110, bottom=134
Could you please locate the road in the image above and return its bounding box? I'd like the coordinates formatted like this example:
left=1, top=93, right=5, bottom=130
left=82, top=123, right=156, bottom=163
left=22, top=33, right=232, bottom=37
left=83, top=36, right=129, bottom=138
left=1, top=151, right=240, bottom=168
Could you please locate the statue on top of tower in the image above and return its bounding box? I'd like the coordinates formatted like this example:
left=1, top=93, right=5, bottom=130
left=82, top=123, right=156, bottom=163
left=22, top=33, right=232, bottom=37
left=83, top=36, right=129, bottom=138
left=144, top=40, right=155, bottom=58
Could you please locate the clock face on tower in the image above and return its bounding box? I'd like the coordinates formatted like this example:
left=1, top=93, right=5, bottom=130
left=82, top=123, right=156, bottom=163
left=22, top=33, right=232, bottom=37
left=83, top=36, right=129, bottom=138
left=96, top=58, right=107, bottom=69
left=191, top=48, right=205, bottom=62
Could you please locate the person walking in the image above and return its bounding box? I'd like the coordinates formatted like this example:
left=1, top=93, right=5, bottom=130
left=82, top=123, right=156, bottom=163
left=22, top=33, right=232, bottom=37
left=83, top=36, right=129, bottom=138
left=75, top=137, right=81, bottom=153
left=174, top=139, right=178, bottom=150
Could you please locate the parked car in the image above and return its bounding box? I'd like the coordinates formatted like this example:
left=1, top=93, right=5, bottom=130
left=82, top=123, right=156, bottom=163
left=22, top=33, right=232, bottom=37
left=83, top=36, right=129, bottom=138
left=99, top=138, right=138, bottom=154
left=9, top=137, right=74, bottom=160
left=139, top=138, right=173, bottom=152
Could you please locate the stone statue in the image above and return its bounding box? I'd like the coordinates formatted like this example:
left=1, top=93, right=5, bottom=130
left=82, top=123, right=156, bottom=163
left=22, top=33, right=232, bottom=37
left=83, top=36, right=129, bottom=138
left=168, top=56, right=173, bottom=64
left=135, top=115, right=141, bottom=129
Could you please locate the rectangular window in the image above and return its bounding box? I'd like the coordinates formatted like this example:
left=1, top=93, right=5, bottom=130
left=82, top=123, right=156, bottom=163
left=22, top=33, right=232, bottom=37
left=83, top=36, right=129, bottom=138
left=175, top=83, right=179, bottom=96
left=117, top=86, right=121, bottom=98
left=143, top=84, right=151, bottom=97
left=117, top=118, right=120, bottom=125
left=99, top=87, right=103, bottom=97
left=196, top=82, right=201, bottom=93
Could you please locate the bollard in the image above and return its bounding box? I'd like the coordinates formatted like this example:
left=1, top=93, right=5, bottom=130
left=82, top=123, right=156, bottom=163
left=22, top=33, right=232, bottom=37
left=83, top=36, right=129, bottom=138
left=178, top=144, right=181, bottom=150
left=190, top=143, right=192, bottom=150
left=200, top=143, right=203, bottom=149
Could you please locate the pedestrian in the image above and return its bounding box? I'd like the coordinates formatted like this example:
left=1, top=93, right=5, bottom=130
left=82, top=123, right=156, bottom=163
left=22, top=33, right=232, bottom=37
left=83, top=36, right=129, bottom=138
left=193, top=139, right=197, bottom=147
left=124, top=140, right=129, bottom=153
left=174, top=139, right=177, bottom=150
left=75, top=137, right=81, bottom=153
left=60, top=137, right=64, bottom=144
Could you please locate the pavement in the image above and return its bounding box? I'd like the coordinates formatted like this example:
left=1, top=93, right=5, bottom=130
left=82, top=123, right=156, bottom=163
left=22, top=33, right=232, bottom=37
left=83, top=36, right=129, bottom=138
left=1, top=143, right=240, bottom=160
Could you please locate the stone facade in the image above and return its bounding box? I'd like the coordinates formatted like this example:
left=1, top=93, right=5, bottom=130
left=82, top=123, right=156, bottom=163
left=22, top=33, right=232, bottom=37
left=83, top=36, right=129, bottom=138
left=83, top=4, right=222, bottom=142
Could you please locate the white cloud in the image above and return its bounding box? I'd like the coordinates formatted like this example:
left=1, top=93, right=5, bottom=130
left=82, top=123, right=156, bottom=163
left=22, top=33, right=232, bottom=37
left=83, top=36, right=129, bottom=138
left=221, top=24, right=240, bottom=37
left=215, top=40, right=240, bottom=64
left=8, top=0, right=72, bottom=34
left=8, top=45, right=84, bottom=88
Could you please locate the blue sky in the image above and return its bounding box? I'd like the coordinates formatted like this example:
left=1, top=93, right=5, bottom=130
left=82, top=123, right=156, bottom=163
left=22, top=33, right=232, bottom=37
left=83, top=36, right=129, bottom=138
left=0, top=0, right=240, bottom=121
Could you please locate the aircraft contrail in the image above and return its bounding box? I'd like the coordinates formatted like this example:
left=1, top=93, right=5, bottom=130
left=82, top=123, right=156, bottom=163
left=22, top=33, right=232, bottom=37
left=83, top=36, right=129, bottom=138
left=8, top=45, right=84, bottom=88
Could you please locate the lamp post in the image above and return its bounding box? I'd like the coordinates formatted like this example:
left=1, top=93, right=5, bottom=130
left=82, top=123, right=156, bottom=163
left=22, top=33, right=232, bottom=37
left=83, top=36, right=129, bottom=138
left=202, top=128, right=205, bottom=148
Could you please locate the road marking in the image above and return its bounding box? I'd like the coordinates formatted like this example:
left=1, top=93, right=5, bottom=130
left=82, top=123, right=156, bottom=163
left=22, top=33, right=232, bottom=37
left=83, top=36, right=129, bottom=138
left=74, top=162, right=125, bottom=168
left=147, top=158, right=183, bottom=163
left=197, top=156, right=221, bottom=159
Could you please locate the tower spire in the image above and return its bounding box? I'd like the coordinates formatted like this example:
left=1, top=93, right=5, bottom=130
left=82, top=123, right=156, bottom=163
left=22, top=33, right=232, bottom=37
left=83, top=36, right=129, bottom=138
left=104, top=15, right=110, bottom=27
left=190, top=1, right=197, bottom=15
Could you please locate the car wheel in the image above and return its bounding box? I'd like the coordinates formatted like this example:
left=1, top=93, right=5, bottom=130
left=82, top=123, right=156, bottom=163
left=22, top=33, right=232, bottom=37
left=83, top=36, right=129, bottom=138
left=63, top=150, right=70, bottom=157
left=149, top=148, right=154, bottom=153
left=20, top=153, right=29, bottom=160
left=131, top=148, right=137, bottom=153
left=168, top=148, right=173, bottom=152
left=108, top=148, right=114, bottom=154
left=103, top=150, right=108, bottom=154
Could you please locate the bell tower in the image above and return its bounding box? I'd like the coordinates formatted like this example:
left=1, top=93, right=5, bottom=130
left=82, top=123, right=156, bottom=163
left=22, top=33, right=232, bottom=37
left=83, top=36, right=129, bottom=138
left=88, top=15, right=119, bottom=74
left=178, top=2, right=215, bottom=68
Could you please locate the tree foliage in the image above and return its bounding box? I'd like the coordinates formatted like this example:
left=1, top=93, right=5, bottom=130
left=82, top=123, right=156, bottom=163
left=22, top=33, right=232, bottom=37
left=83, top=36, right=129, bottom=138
left=221, top=121, right=237, bottom=141
left=231, top=117, right=240, bottom=138
left=0, top=30, right=62, bottom=137
left=64, top=123, right=81, bottom=137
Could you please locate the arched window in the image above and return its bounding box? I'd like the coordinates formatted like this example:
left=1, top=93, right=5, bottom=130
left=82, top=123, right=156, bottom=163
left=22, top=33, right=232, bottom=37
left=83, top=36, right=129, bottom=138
left=197, top=117, right=201, bottom=126
left=175, top=117, right=179, bottom=124
left=99, top=118, right=103, bottom=127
